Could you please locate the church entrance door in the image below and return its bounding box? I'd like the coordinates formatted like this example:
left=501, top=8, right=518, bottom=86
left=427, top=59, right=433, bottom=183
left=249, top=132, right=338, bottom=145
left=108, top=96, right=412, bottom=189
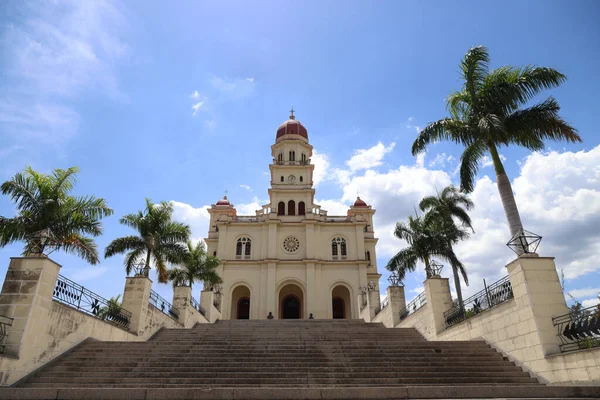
left=237, top=297, right=250, bottom=319
left=281, top=295, right=301, bottom=319
left=332, top=297, right=345, bottom=319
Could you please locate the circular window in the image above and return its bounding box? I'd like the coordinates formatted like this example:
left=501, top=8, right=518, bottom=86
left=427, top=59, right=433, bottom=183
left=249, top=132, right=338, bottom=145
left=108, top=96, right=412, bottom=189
left=283, top=236, right=301, bottom=253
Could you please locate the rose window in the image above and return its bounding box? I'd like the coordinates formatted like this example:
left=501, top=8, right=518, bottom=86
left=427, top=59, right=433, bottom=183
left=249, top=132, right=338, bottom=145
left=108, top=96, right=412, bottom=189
left=283, top=236, right=300, bottom=253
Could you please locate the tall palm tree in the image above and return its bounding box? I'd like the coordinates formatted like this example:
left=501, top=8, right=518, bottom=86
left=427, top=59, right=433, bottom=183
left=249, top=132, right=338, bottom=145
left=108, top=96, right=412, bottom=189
left=167, top=241, right=222, bottom=289
left=385, top=215, right=469, bottom=283
left=105, top=199, right=190, bottom=283
left=419, top=185, right=474, bottom=312
left=0, top=166, right=113, bottom=264
left=412, top=46, right=580, bottom=251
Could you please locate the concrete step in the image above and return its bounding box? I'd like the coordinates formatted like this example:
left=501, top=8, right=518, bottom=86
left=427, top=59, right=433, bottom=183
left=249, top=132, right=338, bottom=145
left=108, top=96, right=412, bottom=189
left=6, top=386, right=600, bottom=399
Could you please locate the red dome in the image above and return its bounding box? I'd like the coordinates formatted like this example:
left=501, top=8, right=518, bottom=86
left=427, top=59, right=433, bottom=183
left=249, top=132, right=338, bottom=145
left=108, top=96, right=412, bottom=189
left=276, top=117, right=308, bottom=141
left=353, top=197, right=368, bottom=207
left=216, top=196, right=231, bottom=206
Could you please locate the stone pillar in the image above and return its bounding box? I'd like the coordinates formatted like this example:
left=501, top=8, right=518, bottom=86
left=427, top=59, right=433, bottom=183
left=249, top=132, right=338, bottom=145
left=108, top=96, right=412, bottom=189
left=121, top=276, right=152, bottom=335
left=506, top=255, right=568, bottom=356
left=386, top=285, right=406, bottom=328
left=424, top=276, right=453, bottom=334
left=305, top=262, right=315, bottom=318
left=172, top=286, right=192, bottom=327
left=266, top=262, right=276, bottom=318
left=200, top=289, right=215, bottom=322
left=0, top=256, right=60, bottom=358
left=367, top=289, right=380, bottom=321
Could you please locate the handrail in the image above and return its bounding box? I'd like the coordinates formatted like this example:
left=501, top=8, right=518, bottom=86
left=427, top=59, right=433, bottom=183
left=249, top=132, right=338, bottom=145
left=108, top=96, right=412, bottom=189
left=189, top=295, right=206, bottom=316
left=53, top=274, right=132, bottom=328
left=443, top=275, right=513, bottom=328
left=553, top=304, right=600, bottom=353
left=399, top=291, right=427, bottom=321
left=150, top=289, right=179, bottom=320
left=0, top=315, right=14, bottom=353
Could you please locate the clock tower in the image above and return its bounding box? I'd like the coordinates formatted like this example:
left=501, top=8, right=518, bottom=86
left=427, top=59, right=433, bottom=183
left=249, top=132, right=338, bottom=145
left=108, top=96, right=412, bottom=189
left=269, top=108, right=315, bottom=217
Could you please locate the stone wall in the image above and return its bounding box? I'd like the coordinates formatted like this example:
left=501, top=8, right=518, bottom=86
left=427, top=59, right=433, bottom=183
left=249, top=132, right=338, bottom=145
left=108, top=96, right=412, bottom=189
left=393, top=255, right=600, bottom=384
left=0, top=256, right=209, bottom=386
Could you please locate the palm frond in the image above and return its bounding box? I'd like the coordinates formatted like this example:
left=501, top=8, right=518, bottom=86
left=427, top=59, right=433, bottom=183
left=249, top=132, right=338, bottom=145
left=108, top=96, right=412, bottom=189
left=459, top=141, right=486, bottom=193
left=505, top=97, right=581, bottom=149
left=460, top=45, right=489, bottom=109
left=105, top=236, right=146, bottom=258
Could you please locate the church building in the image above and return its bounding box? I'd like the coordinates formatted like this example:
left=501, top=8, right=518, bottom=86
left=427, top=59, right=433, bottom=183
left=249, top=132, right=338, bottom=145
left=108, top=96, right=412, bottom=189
left=204, top=112, right=380, bottom=319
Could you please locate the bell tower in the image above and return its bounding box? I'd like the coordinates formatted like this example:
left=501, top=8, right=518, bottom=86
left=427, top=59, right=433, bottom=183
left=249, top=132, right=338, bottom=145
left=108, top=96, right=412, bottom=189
left=269, top=109, right=315, bottom=216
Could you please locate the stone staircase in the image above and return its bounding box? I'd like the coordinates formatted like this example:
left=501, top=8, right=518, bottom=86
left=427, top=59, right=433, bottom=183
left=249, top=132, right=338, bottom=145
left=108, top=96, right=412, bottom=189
left=4, top=320, right=599, bottom=399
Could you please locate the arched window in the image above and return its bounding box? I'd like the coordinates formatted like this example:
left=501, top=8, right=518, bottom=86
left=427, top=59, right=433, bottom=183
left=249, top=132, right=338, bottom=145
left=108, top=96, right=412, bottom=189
left=277, top=201, right=285, bottom=216
left=278, top=153, right=283, bottom=162
left=288, top=200, right=296, bottom=216
left=236, top=237, right=251, bottom=259
left=280, top=176, right=284, bottom=182
left=301, top=153, right=306, bottom=162
left=213, top=251, right=217, bottom=257
left=298, top=201, right=305, bottom=215
left=289, top=151, right=295, bottom=161
left=299, top=176, right=303, bottom=182
left=365, top=250, right=371, bottom=261
left=332, top=237, right=347, bottom=260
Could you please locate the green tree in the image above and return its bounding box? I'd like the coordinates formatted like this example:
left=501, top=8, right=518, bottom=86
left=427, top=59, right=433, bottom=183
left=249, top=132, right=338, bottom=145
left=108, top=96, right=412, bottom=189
left=167, top=240, right=222, bottom=289
left=419, top=185, right=474, bottom=312
left=412, top=46, right=580, bottom=250
left=385, top=214, right=469, bottom=283
left=105, top=198, right=190, bottom=283
left=0, top=166, right=113, bottom=264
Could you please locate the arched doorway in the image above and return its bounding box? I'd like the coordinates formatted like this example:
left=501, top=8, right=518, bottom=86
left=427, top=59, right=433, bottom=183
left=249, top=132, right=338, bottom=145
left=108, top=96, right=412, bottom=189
left=231, top=285, right=251, bottom=319
left=331, top=285, right=352, bottom=319
left=278, top=283, right=304, bottom=319
left=237, top=297, right=250, bottom=319
left=281, top=295, right=301, bottom=319
left=332, top=297, right=345, bottom=319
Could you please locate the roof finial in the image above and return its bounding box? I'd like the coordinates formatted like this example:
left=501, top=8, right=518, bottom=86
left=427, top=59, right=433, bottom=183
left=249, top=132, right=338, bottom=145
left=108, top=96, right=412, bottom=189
left=289, top=106, right=295, bottom=120
left=224, top=189, right=228, bottom=199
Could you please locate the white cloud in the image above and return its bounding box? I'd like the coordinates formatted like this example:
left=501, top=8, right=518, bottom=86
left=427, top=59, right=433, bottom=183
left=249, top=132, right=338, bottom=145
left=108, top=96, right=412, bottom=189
left=416, top=153, right=426, bottom=168
left=346, top=142, right=396, bottom=171
left=204, top=119, right=217, bottom=131
left=209, top=76, right=256, bottom=100
left=191, top=101, right=204, bottom=115
left=568, top=287, right=600, bottom=299
left=311, top=150, right=330, bottom=186
left=170, top=201, right=211, bottom=244
left=428, top=153, right=455, bottom=168
left=480, top=154, right=507, bottom=168
left=190, top=90, right=200, bottom=99
left=0, top=0, right=128, bottom=162
left=240, top=184, right=252, bottom=191
left=315, top=199, right=350, bottom=216
left=582, top=297, right=600, bottom=308
left=314, top=142, right=600, bottom=302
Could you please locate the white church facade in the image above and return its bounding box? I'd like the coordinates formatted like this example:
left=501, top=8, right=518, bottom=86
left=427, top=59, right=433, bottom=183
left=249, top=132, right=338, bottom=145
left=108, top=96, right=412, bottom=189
left=204, top=112, right=381, bottom=320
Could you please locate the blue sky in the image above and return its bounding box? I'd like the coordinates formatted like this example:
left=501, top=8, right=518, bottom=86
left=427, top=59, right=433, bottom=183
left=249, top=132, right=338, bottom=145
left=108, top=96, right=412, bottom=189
left=1, top=1, right=599, bottom=309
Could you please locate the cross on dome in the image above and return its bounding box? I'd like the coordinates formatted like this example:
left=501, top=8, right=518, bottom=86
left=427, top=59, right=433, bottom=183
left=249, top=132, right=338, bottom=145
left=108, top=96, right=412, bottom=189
left=289, top=107, right=295, bottom=120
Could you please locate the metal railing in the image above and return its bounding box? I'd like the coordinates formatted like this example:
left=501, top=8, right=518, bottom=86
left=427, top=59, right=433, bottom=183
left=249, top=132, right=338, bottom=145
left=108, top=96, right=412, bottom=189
left=149, top=290, right=179, bottom=320
left=444, top=275, right=514, bottom=328
left=189, top=295, right=206, bottom=316
left=0, top=315, right=14, bottom=354
left=553, top=304, right=600, bottom=353
left=53, top=274, right=132, bottom=328
left=399, top=291, right=427, bottom=321
left=374, top=296, right=389, bottom=316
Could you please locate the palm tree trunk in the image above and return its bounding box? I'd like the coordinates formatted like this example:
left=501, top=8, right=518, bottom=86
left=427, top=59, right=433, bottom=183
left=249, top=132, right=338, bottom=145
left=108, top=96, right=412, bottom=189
left=144, top=250, right=151, bottom=277
left=424, top=255, right=432, bottom=278
left=452, top=265, right=465, bottom=313
left=489, top=144, right=524, bottom=238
